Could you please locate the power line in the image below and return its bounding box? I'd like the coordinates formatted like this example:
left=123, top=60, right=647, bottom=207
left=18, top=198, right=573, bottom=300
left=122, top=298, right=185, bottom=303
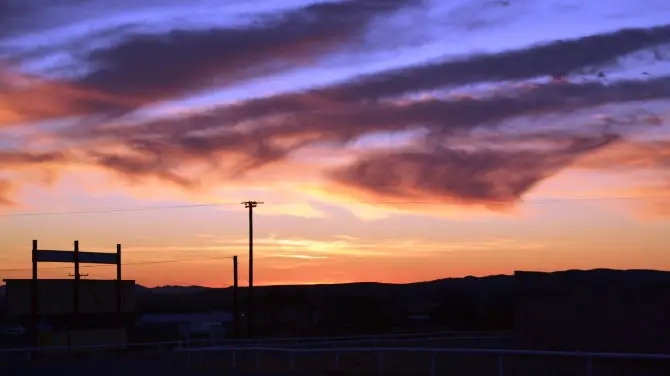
left=0, top=203, right=240, bottom=217
left=0, top=256, right=236, bottom=273
left=1, top=196, right=669, bottom=217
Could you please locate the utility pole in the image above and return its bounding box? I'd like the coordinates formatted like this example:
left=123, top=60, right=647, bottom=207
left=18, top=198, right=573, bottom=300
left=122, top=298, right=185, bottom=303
left=31, top=239, right=38, bottom=345
left=241, top=200, right=262, bottom=337
left=73, top=240, right=80, bottom=325
left=232, top=255, right=238, bottom=338
left=116, top=244, right=122, bottom=327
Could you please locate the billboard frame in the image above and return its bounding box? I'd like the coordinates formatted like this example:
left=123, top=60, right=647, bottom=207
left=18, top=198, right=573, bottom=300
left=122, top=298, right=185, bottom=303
left=30, top=240, right=123, bottom=342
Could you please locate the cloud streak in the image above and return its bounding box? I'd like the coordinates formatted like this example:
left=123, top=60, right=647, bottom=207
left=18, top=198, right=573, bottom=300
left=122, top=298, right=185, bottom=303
left=0, top=71, right=141, bottom=127
left=1, top=0, right=418, bottom=126
left=0, top=179, right=14, bottom=206
left=77, top=0, right=418, bottom=99
left=63, top=77, right=668, bottom=189
left=0, top=150, right=68, bottom=206
left=7, top=17, right=668, bottom=129
left=0, top=150, right=67, bottom=169
left=79, top=45, right=670, bottom=147
left=318, top=24, right=670, bottom=102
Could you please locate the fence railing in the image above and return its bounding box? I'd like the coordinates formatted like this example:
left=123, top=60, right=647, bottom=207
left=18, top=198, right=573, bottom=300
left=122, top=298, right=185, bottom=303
left=2, top=332, right=668, bottom=376
left=186, top=334, right=512, bottom=350
left=202, top=329, right=514, bottom=345
left=176, top=345, right=670, bottom=376
left=180, top=329, right=513, bottom=348
left=0, top=329, right=510, bottom=354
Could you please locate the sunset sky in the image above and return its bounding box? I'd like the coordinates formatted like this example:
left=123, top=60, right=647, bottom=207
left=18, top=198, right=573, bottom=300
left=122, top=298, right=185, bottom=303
left=1, top=0, right=669, bottom=287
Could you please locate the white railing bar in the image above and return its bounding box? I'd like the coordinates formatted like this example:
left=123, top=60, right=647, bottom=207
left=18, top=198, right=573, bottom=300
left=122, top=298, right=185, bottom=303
left=175, top=346, right=670, bottom=361
left=213, top=329, right=514, bottom=344
left=169, top=330, right=511, bottom=348
left=0, top=340, right=182, bottom=353
left=208, top=335, right=512, bottom=349
left=202, top=330, right=511, bottom=347
left=0, top=330, right=510, bottom=353
left=0, top=333, right=510, bottom=353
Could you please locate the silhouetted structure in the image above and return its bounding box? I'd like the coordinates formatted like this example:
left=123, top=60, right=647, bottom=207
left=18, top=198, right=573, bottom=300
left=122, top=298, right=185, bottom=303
left=232, top=255, right=239, bottom=337
left=3, top=240, right=136, bottom=347
left=514, top=270, right=670, bottom=353
left=4, top=279, right=136, bottom=346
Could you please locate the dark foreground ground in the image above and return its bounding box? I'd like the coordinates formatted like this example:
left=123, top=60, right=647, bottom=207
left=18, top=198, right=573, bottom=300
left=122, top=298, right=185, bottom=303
left=2, top=354, right=670, bottom=376
left=1, top=336, right=669, bottom=376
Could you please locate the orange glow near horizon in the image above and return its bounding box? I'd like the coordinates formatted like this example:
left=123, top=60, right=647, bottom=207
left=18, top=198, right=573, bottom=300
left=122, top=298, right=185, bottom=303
left=1, top=171, right=669, bottom=287
left=2, top=5, right=670, bottom=287
left=1, top=134, right=669, bottom=287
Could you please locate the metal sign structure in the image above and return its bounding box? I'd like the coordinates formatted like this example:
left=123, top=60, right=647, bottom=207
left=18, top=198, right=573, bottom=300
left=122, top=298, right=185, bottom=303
left=35, top=249, right=118, bottom=264
left=30, top=240, right=123, bottom=343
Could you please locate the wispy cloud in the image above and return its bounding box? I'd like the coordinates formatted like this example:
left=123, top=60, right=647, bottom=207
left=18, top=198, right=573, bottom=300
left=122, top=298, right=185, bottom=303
left=77, top=0, right=419, bottom=99
left=118, top=234, right=544, bottom=261
left=0, top=179, right=14, bottom=206
left=271, top=254, right=329, bottom=259
left=331, top=132, right=620, bottom=209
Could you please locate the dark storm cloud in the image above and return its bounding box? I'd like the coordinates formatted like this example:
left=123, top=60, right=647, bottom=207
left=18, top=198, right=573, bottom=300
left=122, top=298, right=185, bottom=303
left=0, top=1, right=31, bottom=38
left=65, top=76, right=669, bottom=190
left=0, top=150, right=67, bottom=205
left=7, top=0, right=418, bottom=126
left=86, top=150, right=195, bottom=188
left=8, top=18, right=668, bottom=129
left=320, top=24, right=670, bottom=102
left=0, top=0, right=95, bottom=39
left=0, top=150, right=67, bottom=166
left=331, top=132, right=620, bottom=205
left=78, top=76, right=670, bottom=146
left=279, top=77, right=670, bottom=141
left=82, top=128, right=314, bottom=186
left=78, top=0, right=418, bottom=99
left=89, top=21, right=670, bottom=137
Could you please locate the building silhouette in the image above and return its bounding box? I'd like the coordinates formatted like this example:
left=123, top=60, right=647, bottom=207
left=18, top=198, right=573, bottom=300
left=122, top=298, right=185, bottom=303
left=514, top=270, right=670, bottom=354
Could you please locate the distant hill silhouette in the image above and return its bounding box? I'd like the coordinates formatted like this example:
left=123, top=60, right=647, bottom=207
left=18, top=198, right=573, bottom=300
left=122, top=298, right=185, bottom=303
left=136, top=285, right=208, bottom=295
left=129, top=269, right=669, bottom=316
left=127, top=269, right=670, bottom=337
left=135, top=268, right=670, bottom=295
left=4, top=269, right=668, bottom=298
left=3, top=269, right=669, bottom=337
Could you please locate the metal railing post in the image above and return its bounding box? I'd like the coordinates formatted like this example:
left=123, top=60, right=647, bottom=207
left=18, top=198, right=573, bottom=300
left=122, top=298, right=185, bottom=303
left=335, top=350, right=340, bottom=370
left=232, top=351, right=236, bottom=368
left=587, top=357, right=593, bottom=376
left=289, top=351, right=294, bottom=370
left=378, top=350, right=384, bottom=374
left=256, top=349, right=260, bottom=370
left=431, top=352, right=436, bottom=376
left=497, top=354, right=504, bottom=376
